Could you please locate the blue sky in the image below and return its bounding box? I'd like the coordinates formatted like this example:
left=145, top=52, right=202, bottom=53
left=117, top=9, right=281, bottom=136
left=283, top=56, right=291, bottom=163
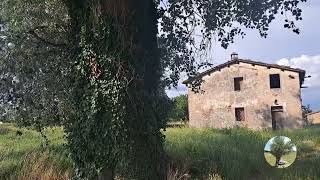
left=166, top=0, right=320, bottom=111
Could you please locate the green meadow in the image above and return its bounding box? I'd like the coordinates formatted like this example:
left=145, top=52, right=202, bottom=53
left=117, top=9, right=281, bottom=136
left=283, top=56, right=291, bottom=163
left=1, top=123, right=320, bottom=179
left=0, top=124, right=73, bottom=180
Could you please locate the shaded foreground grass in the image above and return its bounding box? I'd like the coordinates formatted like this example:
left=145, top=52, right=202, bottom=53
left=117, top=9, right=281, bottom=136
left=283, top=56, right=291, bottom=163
left=1, top=123, right=320, bottom=179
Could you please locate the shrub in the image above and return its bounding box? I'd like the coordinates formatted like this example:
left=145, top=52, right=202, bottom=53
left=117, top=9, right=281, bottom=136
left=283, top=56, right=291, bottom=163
left=168, top=95, right=188, bottom=122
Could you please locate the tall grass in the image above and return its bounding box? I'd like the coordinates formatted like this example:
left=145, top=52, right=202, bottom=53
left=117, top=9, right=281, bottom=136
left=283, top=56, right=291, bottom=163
left=0, top=124, right=73, bottom=179
left=164, top=127, right=320, bottom=180
left=1, top=123, right=320, bottom=179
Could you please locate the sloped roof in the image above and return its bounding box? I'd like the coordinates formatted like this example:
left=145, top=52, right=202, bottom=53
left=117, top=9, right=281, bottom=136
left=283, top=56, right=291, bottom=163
left=307, top=111, right=320, bottom=116
left=182, top=59, right=306, bottom=86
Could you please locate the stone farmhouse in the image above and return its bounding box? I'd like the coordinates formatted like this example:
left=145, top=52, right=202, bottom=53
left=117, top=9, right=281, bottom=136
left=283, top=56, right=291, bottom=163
left=183, top=53, right=306, bottom=130
left=307, top=111, right=320, bottom=125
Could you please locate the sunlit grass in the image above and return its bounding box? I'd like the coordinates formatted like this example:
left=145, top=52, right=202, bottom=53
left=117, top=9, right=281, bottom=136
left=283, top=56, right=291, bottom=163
left=1, top=123, right=320, bottom=179
left=264, top=152, right=276, bottom=166
left=0, top=124, right=73, bottom=179
left=164, top=127, right=320, bottom=180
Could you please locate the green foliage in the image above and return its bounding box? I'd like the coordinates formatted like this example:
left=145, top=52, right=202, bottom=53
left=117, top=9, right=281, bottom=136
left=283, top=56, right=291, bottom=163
left=270, top=136, right=295, bottom=167
left=168, top=95, right=188, bottom=122
left=158, top=0, right=307, bottom=89
left=65, top=15, right=129, bottom=179
left=302, top=104, right=313, bottom=125
left=64, top=1, right=166, bottom=179
left=0, top=0, right=71, bottom=130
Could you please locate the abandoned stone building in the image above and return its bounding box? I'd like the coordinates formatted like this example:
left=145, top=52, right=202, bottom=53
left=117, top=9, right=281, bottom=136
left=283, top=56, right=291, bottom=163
left=307, top=111, right=320, bottom=125
left=183, top=53, right=306, bottom=130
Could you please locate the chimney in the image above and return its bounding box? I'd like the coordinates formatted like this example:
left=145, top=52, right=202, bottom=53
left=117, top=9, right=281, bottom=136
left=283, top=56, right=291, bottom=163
left=231, top=52, right=238, bottom=60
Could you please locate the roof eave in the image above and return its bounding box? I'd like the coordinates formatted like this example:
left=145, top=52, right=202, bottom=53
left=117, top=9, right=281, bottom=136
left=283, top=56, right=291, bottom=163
left=307, top=111, right=320, bottom=116
left=182, top=60, right=238, bottom=85
left=182, top=59, right=306, bottom=85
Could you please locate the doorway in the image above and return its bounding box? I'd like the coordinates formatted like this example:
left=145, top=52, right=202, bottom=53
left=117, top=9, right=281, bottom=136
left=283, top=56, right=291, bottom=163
left=271, top=106, right=284, bottom=130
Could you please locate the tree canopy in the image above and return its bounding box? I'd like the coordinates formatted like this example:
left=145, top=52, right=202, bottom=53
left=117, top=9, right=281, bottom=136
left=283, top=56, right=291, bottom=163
left=158, top=0, right=306, bottom=88
left=302, top=104, right=312, bottom=125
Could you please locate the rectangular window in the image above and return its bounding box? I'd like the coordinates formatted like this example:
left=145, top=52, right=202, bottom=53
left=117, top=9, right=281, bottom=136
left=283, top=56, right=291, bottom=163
left=271, top=106, right=283, bottom=112
left=235, top=107, right=245, bottom=121
left=269, top=74, right=281, bottom=89
left=234, top=77, right=243, bottom=91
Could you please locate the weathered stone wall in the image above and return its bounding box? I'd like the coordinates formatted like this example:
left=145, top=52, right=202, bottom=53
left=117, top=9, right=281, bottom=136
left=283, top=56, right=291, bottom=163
left=308, top=112, right=320, bottom=124
left=187, top=62, right=303, bottom=129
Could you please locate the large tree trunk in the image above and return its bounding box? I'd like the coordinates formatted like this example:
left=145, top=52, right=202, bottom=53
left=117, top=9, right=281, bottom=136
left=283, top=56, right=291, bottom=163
left=65, top=0, right=166, bottom=179
left=118, top=1, right=167, bottom=179
left=97, top=168, right=114, bottom=180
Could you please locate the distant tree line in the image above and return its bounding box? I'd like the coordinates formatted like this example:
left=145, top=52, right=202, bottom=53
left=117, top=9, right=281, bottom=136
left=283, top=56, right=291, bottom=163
left=167, top=95, right=188, bottom=122
left=302, top=105, right=313, bottom=126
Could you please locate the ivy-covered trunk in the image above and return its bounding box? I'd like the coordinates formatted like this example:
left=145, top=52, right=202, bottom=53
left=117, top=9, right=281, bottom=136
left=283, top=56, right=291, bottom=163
left=98, top=168, right=114, bottom=180
left=65, top=0, right=166, bottom=179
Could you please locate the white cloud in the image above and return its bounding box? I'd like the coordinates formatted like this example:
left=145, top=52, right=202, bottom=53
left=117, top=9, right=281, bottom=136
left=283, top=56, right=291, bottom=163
left=167, top=54, right=320, bottom=99
left=165, top=83, right=187, bottom=98
left=277, top=54, right=320, bottom=88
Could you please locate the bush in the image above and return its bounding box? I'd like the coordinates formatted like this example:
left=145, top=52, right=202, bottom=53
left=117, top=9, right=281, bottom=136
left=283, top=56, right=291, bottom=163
left=302, top=104, right=312, bottom=125
left=168, top=95, right=188, bottom=122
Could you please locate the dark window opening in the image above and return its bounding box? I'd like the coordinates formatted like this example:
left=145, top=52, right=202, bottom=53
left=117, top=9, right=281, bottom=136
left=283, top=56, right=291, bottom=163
left=234, top=77, right=243, bottom=91
left=270, top=74, right=281, bottom=89
left=271, top=106, right=283, bottom=112
left=235, top=107, right=245, bottom=121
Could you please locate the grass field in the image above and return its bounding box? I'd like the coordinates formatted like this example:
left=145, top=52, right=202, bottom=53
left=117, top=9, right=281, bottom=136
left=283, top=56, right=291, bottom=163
left=0, top=123, right=73, bottom=180
left=164, top=127, right=320, bottom=180
left=1, top=123, right=320, bottom=179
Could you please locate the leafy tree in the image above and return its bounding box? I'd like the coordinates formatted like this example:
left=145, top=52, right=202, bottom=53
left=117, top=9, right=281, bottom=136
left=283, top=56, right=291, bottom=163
left=169, top=95, right=188, bottom=122
left=0, top=22, right=15, bottom=122
left=0, top=0, right=71, bottom=145
left=270, top=136, right=294, bottom=167
left=302, top=104, right=312, bottom=125
left=0, top=0, right=307, bottom=179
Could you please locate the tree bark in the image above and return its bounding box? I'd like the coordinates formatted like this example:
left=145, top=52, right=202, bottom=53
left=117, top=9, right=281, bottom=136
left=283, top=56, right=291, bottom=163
left=97, top=168, right=114, bottom=180
left=65, top=0, right=166, bottom=179
left=104, top=0, right=167, bottom=179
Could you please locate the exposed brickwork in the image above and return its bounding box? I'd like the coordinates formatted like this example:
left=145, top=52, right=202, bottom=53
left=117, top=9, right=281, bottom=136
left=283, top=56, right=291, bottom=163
left=187, top=61, right=304, bottom=129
